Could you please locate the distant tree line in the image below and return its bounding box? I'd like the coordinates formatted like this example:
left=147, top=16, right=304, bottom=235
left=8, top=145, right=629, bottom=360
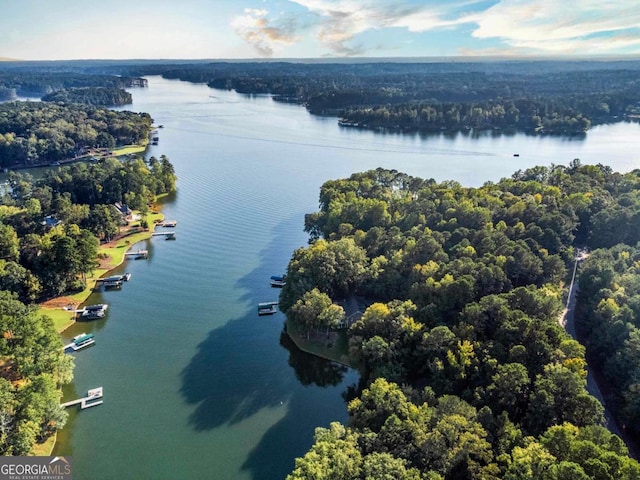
left=0, top=71, right=146, bottom=98
left=280, top=162, right=640, bottom=479
left=42, top=87, right=132, bottom=107
left=0, top=101, right=152, bottom=168
left=116, top=61, right=640, bottom=136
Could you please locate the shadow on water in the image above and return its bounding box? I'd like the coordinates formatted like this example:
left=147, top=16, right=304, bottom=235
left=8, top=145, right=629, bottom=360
left=279, top=332, right=348, bottom=388
left=180, top=214, right=358, bottom=479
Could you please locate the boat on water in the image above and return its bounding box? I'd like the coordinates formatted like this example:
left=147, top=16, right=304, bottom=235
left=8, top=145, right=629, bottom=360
left=123, top=273, right=132, bottom=281
left=258, top=301, right=278, bottom=316
left=270, top=275, right=286, bottom=288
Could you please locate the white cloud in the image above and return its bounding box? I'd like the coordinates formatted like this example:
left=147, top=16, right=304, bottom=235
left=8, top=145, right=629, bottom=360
left=233, top=0, right=640, bottom=57
left=290, top=0, right=640, bottom=55
left=464, top=0, right=640, bottom=54
left=231, top=8, right=299, bottom=57
left=289, top=0, right=472, bottom=55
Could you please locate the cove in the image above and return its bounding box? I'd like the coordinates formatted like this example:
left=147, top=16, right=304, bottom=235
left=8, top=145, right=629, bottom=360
left=53, top=75, right=640, bottom=479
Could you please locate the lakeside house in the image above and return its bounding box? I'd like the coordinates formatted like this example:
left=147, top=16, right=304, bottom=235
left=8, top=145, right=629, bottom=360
left=113, top=202, right=133, bottom=222
left=41, top=215, right=62, bottom=228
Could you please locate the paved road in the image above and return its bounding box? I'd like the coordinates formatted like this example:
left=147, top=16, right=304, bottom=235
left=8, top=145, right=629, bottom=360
left=560, top=255, right=624, bottom=439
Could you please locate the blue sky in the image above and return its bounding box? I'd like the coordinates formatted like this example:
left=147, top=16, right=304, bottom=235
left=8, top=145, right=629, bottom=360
left=2, top=0, right=640, bottom=60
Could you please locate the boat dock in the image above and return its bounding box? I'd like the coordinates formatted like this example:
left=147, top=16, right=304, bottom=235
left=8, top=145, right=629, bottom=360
left=157, top=220, right=177, bottom=227
left=61, top=387, right=103, bottom=409
left=98, top=273, right=131, bottom=283
left=78, top=304, right=108, bottom=320
left=63, top=333, right=95, bottom=351
left=258, top=301, right=278, bottom=315
left=270, top=275, right=286, bottom=288
left=152, top=231, right=176, bottom=239
left=125, top=250, right=148, bottom=259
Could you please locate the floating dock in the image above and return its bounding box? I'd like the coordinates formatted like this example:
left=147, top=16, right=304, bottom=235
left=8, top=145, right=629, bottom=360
left=157, top=220, right=177, bottom=227
left=63, top=333, right=95, bottom=351
left=98, top=273, right=131, bottom=283
left=78, top=304, right=108, bottom=320
left=258, top=302, right=278, bottom=316
left=61, top=387, right=103, bottom=409
left=125, top=250, right=148, bottom=259
left=152, top=231, right=176, bottom=240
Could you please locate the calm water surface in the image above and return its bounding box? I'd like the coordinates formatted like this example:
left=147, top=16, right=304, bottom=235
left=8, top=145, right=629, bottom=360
left=53, top=76, right=640, bottom=479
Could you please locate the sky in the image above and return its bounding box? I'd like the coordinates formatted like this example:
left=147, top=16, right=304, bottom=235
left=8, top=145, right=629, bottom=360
left=1, top=0, right=640, bottom=60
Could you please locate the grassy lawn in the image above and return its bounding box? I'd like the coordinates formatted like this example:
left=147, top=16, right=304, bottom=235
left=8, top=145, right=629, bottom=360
left=44, top=308, right=77, bottom=332
left=111, top=144, right=147, bottom=156
left=32, top=434, right=56, bottom=456
left=285, top=318, right=354, bottom=367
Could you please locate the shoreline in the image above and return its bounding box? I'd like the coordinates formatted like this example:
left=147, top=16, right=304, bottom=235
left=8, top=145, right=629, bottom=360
left=47, top=205, right=165, bottom=334
left=37, top=203, right=166, bottom=456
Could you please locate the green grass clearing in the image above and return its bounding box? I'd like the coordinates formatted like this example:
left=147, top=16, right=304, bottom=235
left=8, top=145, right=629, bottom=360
left=285, top=318, right=353, bottom=367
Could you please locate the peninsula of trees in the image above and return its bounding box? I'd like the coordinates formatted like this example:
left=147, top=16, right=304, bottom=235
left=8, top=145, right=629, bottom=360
left=0, top=71, right=146, bottom=100
left=41, top=87, right=133, bottom=107
left=0, top=101, right=152, bottom=168
left=281, top=163, right=640, bottom=479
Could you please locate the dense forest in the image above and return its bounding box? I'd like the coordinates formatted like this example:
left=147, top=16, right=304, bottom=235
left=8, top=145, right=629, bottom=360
left=280, top=163, right=640, bottom=479
left=41, top=87, right=132, bottom=107
left=0, top=293, right=73, bottom=455
left=577, top=245, right=640, bottom=440
left=0, top=71, right=146, bottom=100
left=0, top=155, right=176, bottom=454
left=104, top=60, right=640, bottom=135
left=0, top=101, right=152, bottom=168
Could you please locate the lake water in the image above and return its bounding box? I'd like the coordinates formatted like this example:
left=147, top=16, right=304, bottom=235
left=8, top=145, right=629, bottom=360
left=53, top=76, right=640, bottom=479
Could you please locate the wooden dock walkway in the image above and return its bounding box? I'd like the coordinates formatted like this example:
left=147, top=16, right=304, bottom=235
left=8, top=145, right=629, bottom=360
left=61, top=387, right=103, bottom=409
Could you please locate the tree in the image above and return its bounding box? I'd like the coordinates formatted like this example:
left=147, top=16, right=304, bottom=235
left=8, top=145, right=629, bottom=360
left=0, top=224, right=19, bottom=262
left=289, top=288, right=343, bottom=339
left=286, top=422, right=362, bottom=480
